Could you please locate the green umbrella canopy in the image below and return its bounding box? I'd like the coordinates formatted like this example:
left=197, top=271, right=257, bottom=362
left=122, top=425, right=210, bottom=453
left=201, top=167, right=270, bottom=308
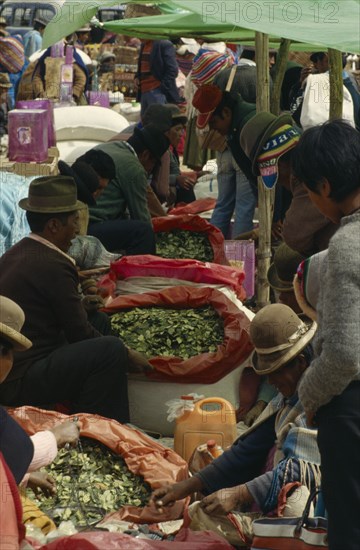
left=170, top=0, right=360, bottom=53
left=42, top=0, right=184, bottom=48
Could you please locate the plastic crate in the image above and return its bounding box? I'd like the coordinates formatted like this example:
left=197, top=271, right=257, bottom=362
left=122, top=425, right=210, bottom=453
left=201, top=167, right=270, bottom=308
left=224, top=240, right=255, bottom=298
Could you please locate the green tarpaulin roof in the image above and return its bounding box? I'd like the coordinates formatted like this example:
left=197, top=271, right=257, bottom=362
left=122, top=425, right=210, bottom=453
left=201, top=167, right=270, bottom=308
left=102, top=12, right=333, bottom=51
left=43, top=0, right=360, bottom=52
left=171, top=0, right=360, bottom=53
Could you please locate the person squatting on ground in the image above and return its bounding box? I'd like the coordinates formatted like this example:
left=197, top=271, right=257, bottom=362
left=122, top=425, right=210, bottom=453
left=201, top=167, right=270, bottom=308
left=150, top=304, right=320, bottom=547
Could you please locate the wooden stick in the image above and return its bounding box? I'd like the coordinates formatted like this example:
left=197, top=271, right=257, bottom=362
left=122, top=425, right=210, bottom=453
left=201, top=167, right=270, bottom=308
left=270, top=38, right=291, bottom=116
left=328, top=49, right=343, bottom=120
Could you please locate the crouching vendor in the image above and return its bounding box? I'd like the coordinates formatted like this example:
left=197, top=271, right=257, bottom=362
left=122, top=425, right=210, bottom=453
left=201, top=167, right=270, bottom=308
left=150, top=304, right=321, bottom=547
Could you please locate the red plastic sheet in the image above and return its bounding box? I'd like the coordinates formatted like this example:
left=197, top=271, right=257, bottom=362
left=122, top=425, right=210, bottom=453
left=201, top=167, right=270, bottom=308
left=105, top=255, right=246, bottom=301
left=104, top=286, right=253, bottom=384
left=42, top=529, right=234, bottom=549
left=168, top=198, right=216, bottom=216
left=152, top=214, right=227, bottom=265
left=9, top=407, right=188, bottom=524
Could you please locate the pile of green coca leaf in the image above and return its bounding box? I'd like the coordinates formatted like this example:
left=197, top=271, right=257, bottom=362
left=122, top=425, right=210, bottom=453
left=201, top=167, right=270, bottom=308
left=156, top=230, right=214, bottom=262
left=30, top=438, right=151, bottom=527
left=111, top=305, right=224, bottom=359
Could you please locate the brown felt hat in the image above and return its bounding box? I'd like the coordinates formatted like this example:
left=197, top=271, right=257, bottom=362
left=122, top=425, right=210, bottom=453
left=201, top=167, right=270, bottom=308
left=19, top=176, right=83, bottom=213
left=240, top=111, right=294, bottom=175
left=0, top=296, right=32, bottom=351
left=267, top=243, right=305, bottom=293
left=250, top=304, right=317, bottom=375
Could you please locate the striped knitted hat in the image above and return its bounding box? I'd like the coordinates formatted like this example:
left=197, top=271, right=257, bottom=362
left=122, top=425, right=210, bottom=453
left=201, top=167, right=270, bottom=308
left=0, top=36, right=24, bottom=73
left=191, top=51, right=234, bottom=87
left=257, top=124, right=301, bottom=188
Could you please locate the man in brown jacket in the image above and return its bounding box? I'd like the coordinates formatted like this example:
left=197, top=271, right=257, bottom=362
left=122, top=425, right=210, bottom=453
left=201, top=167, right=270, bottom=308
left=0, top=176, right=149, bottom=422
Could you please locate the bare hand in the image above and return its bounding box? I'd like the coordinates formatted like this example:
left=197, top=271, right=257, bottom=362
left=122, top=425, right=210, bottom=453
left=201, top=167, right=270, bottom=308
left=300, top=66, right=313, bottom=84
left=51, top=420, right=80, bottom=449
left=28, top=471, right=56, bottom=497
left=200, top=485, right=253, bottom=516
left=127, top=348, right=154, bottom=374
left=306, top=410, right=317, bottom=428
left=82, top=295, right=105, bottom=312
left=150, top=478, right=200, bottom=511
left=243, top=400, right=267, bottom=427
left=176, top=175, right=196, bottom=190
left=271, top=221, right=283, bottom=240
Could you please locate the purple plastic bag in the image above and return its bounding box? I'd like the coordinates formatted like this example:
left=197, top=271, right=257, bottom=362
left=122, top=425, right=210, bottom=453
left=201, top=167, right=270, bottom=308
left=16, top=99, right=56, bottom=147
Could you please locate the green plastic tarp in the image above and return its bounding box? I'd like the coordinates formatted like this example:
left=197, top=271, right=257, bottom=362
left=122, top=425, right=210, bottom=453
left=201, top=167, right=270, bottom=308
left=170, top=0, right=360, bottom=53
left=43, top=0, right=360, bottom=52
left=42, top=0, right=185, bottom=48
left=101, top=12, right=331, bottom=50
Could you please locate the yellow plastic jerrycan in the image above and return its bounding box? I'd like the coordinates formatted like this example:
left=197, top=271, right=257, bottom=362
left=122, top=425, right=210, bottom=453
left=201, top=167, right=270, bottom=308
left=174, top=397, right=237, bottom=463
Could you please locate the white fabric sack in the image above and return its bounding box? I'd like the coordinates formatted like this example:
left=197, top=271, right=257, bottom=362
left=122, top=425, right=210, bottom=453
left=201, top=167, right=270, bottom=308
left=300, top=73, right=355, bottom=130
left=54, top=105, right=128, bottom=142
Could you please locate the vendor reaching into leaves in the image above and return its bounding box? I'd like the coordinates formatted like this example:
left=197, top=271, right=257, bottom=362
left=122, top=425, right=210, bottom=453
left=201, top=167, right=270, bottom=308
left=151, top=304, right=320, bottom=547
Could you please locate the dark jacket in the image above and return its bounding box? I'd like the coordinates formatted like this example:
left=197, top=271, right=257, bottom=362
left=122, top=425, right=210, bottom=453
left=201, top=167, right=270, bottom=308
left=0, top=238, right=100, bottom=381
left=196, top=414, right=276, bottom=493
left=136, top=40, right=181, bottom=104
left=226, top=96, right=257, bottom=184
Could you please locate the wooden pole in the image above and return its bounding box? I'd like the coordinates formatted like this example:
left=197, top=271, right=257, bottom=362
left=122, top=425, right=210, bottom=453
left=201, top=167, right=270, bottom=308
left=328, top=49, right=343, bottom=120
left=270, top=38, right=291, bottom=115
left=255, top=32, right=273, bottom=308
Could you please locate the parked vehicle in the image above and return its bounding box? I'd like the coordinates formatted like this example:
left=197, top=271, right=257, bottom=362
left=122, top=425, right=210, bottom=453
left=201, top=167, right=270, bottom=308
left=0, top=0, right=125, bottom=37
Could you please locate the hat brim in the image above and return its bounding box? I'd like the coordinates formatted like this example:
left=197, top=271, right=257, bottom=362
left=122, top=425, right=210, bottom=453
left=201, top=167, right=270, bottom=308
left=172, top=115, right=188, bottom=126
left=293, top=274, right=318, bottom=322
left=18, top=198, right=84, bottom=213
left=252, top=318, right=317, bottom=375
left=196, top=111, right=213, bottom=129
left=267, top=262, right=294, bottom=292
left=0, top=322, right=32, bottom=351
left=251, top=113, right=294, bottom=175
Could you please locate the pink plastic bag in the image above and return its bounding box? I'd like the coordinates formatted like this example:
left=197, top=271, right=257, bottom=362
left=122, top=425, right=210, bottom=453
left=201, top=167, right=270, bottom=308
left=42, top=529, right=234, bottom=549
left=16, top=100, right=56, bottom=147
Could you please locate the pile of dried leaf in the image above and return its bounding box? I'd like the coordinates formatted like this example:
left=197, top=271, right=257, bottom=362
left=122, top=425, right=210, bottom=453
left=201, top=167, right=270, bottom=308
left=30, top=438, right=151, bottom=527
left=156, top=230, right=214, bottom=262
left=110, top=305, right=224, bottom=359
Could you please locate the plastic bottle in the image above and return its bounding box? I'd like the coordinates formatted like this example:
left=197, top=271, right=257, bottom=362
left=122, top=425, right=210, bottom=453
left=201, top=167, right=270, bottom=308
left=60, top=45, right=74, bottom=102
left=206, top=439, right=223, bottom=458
left=174, top=397, right=236, bottom=463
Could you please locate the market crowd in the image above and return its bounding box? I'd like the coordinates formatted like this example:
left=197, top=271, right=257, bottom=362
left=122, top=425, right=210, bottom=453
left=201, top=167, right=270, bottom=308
left=0, top=12, right=359, bottom=550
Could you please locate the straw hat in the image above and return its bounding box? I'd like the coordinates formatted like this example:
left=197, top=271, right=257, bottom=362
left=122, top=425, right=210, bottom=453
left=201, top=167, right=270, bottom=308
left=19, top=176, right=84, bottom=213
left=0, top=296, right=32, bottom=351
left=250, top=303, right=317, bottom=375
